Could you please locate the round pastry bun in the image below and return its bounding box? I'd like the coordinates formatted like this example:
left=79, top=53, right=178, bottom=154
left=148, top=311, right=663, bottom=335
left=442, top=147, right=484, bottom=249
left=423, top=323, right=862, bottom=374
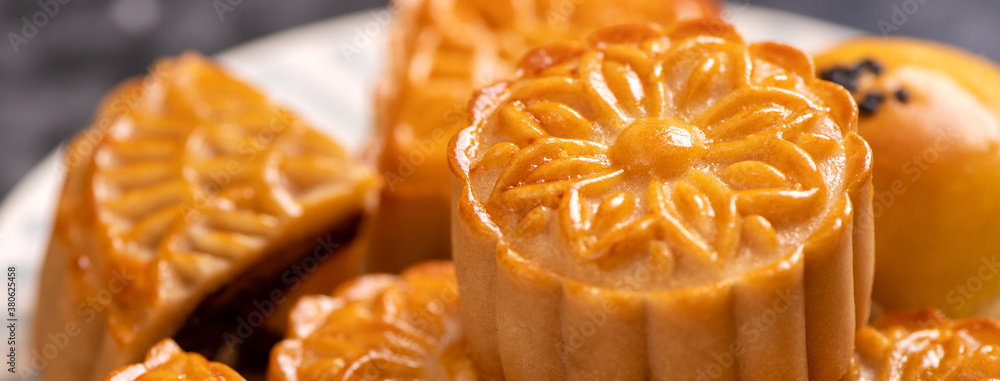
left=815, top=38, right=1000, bottom=318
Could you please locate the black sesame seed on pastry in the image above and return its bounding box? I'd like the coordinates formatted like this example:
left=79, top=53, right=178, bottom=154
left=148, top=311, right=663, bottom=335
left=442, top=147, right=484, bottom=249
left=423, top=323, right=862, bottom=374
left=34, top=53, right=377, bottom=381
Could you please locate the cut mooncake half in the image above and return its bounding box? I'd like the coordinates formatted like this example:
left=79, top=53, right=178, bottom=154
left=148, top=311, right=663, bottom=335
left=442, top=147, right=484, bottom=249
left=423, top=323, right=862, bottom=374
left=34, top=53, right=378, bottom=380
left=846, top=309, right=1000, bottom=380
left=449, top=21, right=873, bottom=380
left=105, top=339, right=245, bottom=381
left=366, top=0, right=719, bottom=272
left=268, top=262, right=475, bottom=381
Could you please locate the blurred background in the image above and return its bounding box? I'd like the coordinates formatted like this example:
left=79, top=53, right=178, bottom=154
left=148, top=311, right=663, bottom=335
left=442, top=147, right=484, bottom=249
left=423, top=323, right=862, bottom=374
left=1, top=0, right=998, bottom=198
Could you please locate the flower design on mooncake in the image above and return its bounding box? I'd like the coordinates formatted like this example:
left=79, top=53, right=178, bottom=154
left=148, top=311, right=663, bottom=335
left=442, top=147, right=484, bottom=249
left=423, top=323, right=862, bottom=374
left=36, top=53, right=377, bottom=380
left=268, top=262, right=477, bottom=381
left=450, top=22, right=873, bottom=380
left=847, top=310, right=1000, bottom=380
left=104, top=339, right=245, bottom=381
left=366, top=0, right=719, bottom=273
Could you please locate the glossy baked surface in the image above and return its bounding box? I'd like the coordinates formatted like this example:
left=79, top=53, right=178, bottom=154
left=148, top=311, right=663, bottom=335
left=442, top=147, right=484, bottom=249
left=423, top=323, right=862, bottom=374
left=847, top=310, right=1000, bottom=381
left=104, top=339, right=246, bottom=381
left=365, top=0, right=719, bottom=272
left=461, top=23, right=869, bottom=290
left=815, top=38, right=1000, bottom=318
left=269, top=262, right=476, bottom=381
left=450, top=21, right=873, bottom=381
left=36, top=53, right=377, bottom=380
left=78, top=53, right=372, bottom=337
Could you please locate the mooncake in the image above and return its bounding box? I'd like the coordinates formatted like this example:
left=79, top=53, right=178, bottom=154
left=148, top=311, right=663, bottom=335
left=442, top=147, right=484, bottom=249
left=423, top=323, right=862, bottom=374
left=450, top=22, right=874, bottom=380
left=105, top=339, right=245, bottom=381
left=35, top=53, right=378, bottom=380
left=268, top=262, right=475, bottom=381
left=846, top=309, right=1000, bottom=380
left=366, top=0, right=719, bottom=272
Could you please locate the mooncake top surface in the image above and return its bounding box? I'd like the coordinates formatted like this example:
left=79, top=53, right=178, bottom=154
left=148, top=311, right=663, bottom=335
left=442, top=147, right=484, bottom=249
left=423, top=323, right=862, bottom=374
left=453, top=22, right=870, bottom=291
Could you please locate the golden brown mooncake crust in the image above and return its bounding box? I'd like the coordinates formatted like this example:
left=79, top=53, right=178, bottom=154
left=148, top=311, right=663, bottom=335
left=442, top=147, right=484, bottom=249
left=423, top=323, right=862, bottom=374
left=104, top=339, right=246, bottom=381
left=366, top=0, right=720, bottom=273
left=815, top=38, right=1000, bottom=318
left=35, top=53, right=377, bottom=380
left=846, top=310, right=1000, bottom=381
left=268, top=262, right=476, bottom=381
left=450, top=21, right=873, bottom=381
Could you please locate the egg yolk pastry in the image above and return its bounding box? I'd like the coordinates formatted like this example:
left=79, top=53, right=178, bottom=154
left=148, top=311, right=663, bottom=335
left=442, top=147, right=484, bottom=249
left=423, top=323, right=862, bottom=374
left=450, top=21, right=874, bottom=380
left=105, top=339, right=246, bottom=381
left=35, top=53, right=377, bottom=380
left=845, top=309, right=1000, bottom=380
left=815, top=38, right=1000, bottom=318
left=366, top=0, right=719, bottom=273
left=268, top=262, right=475, bottom=381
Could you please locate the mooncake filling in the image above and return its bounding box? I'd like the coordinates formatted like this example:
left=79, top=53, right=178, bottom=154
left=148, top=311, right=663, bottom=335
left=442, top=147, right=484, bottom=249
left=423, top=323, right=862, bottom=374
left=173, top=214, right=362, bottom=373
